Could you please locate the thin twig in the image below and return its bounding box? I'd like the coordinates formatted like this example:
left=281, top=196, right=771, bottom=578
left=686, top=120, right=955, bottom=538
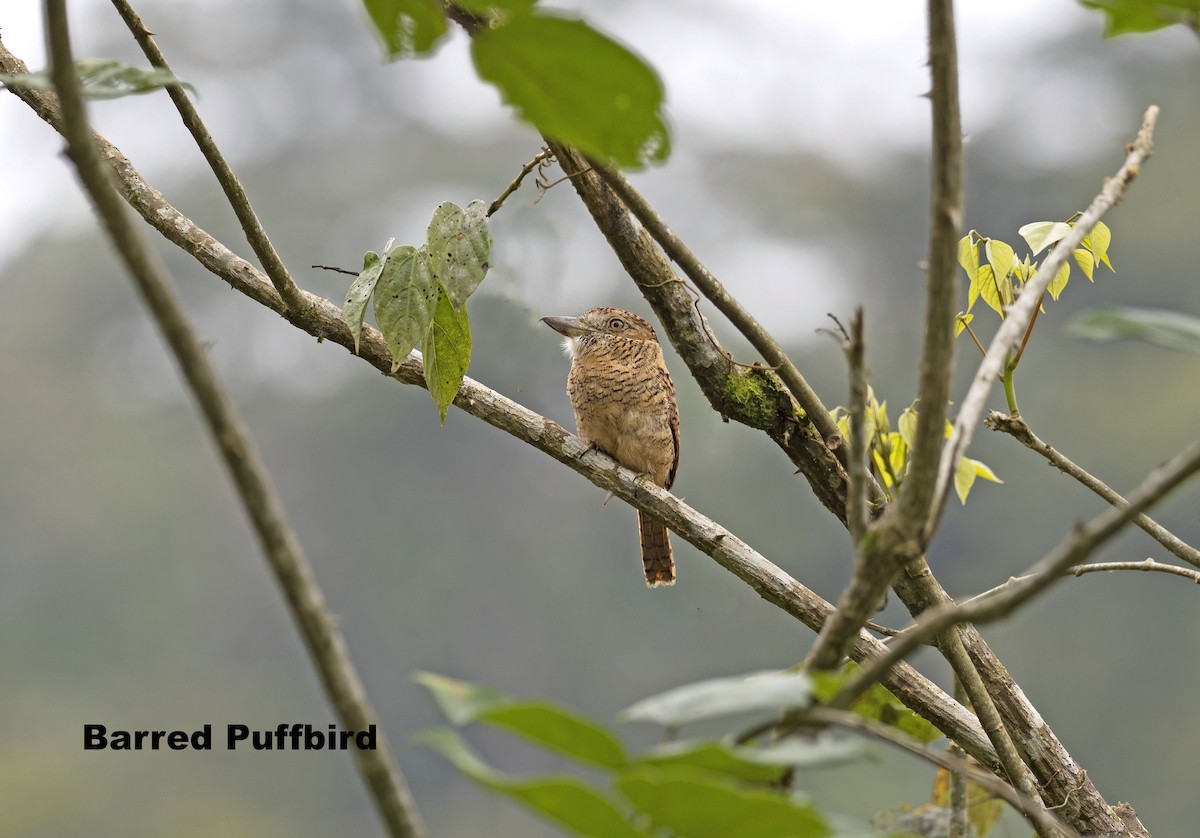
left=487, top=146, right=554, bottom=216
left=966, top=559, right=1200, bottom=600
left=109, top=0, right=307, bottom=314
left=41, top=6, right=425, bottom=836
left=846, top=307, right=869, bottom=545
left=928, top=106, right=1160, bottom=539
left=774, top=707, right=1077, bottom=838
left=837, top=433, right=1200, bottom=707
left=988, top=411, right=1200, bottom=568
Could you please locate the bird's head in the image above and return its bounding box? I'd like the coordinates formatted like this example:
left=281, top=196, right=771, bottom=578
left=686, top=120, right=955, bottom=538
left=541, top=307, right=659, bottom=358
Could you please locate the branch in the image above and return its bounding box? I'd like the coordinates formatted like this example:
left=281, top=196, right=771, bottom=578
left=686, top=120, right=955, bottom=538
left=899, top=0, right=962, bottom=529
left=109, top=0, right=308, bottom=314
left=928, top=106, right=1160, bottom=538
left=771, top=707, right=1077, bottom=838
left=989, top=411, right=1200, bottom=568
left=839, top=433, right=1200, bottom=707
left=39, top=5, right=426, bottom=837
left=0, top=30, right=1001, bottom=772
left=804, top=0, right=964, bottom=674
left=587, top=160, right=851, bottom=464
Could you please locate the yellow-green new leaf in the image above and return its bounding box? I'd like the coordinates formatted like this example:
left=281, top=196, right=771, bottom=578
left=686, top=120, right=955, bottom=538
left=973, top=264, right=1005, bottom=316
left=1047, top=259, right=1071, bottom=301
left=954, top=312, right=973, bottom=337
left=984, top=238, right=1015, bottom=289
left=423, top=287, right=472, bottom=423
left=1018, top=220, right=1072, bottom=255
left=1082, top=220, right=1114, bottom=271
left=1073, top=247, right=1095, bottom=281
left=954, top=456, right=1003, bottom=504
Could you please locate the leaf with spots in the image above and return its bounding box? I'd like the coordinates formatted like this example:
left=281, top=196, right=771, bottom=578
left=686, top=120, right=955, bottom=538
left=342, top=250, right=384, bottom=354
left=425, top=201, right=491, bottom=311
left=423, top=285, right=472, bottom=423
left=374, top=245, right=437, bottom=371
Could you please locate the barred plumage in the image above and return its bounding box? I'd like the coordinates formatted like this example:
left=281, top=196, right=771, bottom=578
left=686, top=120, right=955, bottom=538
left=542, top=307, right=680, bottom=587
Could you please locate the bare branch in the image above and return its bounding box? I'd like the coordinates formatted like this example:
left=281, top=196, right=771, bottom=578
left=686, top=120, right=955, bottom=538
left=900, top=0, right=963, bottom=529
left=839, top=433, right=1200, bottom=708
left=776, top=707, right=1077, bottom=838
left=845, top=308, right=869, bottom=544
left=109, top=0, right=308, bottom=314
left=989, top=411, right=1200, bottom=568
left=928, top=106, right=1160, bottom=538
left=40, top=5, right=426, bottom=837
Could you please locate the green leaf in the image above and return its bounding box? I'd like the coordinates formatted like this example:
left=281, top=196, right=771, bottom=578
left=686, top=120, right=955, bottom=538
left=984, top=238, right=1015, bottom=288
left=422, top=286, right=472, bottom=422
left=1073, top=247, right=1095, bottom=281
left=341, top=251, right=384, bottom=353
left=413, top=671, right=507, bottom=725
left=954, top=456, right=1001, bottom=505
left=425, top=200, right=492, bottom=309
left=455, top=0, right=538, bottom=14
left=374, top=245, right=437, bottom=371
left=480, top=703, right=627, bottom=770
left=471, top=13, right=670, bottom=168
left=420, top=729, right=649, bottom=838
left=1081, top=219, right=1114, bottom=271
left=636, top=740, right=790, bottom=785
left=850, top=682, right=942, bottom=744
left=362, top=0, right=448, bottom=58
left=734, top=737, right=864, bottom=771
left=973, top=264, right=1005, bottom=316
left=1067, top=306, right=1200, bottom=355
left=621, top=671, right=812, bottom=727
left=1, top=59, right=195, bottom=99
left=954, top=311, right=973, bottom=337
left=1046, top=259, right=1071, bottom=301
left=616, top=766, right=830, bottom=838
left=958, top=234, right=981, bottom=312
left=1080, top=0, right=1200, bottom=36
left=897, top=404, right=918, bottom=450
left=1017, top=221, right=1072, bottom=256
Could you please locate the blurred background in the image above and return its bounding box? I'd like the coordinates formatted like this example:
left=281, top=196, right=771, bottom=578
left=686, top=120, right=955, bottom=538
left=2, top=0, right=1198, bottom=835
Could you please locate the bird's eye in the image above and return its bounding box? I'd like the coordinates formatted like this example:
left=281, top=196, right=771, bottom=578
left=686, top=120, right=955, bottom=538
left=608, top=317, right=625, bottom=330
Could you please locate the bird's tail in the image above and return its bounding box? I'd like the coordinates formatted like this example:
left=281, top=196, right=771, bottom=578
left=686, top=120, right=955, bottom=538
left=638, top=511, right=676, bottom=587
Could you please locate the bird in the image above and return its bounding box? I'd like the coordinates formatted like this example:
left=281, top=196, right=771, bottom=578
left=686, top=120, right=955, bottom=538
left=541, top=307, right=680, bottom=587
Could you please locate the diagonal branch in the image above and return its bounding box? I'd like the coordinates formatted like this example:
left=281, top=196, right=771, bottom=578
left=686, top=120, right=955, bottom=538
left=0, top=30, right=999, bottom=773
left=39, top=5, right=425, bottom=837
left=109, top=0, right=307, bottom=315
left=839, top=432, right=1200, bottom=707
left=804, top=0, right=964, bottom=675
left=927, top=106, right=1160, bottom=538
left=988, top=411, right=1200, bottom=568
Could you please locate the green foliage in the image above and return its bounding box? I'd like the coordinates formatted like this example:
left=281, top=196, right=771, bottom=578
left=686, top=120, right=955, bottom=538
left=809, top=665, right=942, bottom=746
left=362, top=0, right=447, bottom=57
left=1067, top=306, right=1200, bottom=354
left=0, top=59, right=194, bottom=99
left=359, top=0, right=671, bottom=167
left=957, top=217, right=1118, bottom=414
left=831, top=391, right=1000, bottom=504
left=414, top=670, right=938, bottom=837
left=1080, top=0, right=1200, bottom=36
left=620, top=670, right=813, bottom=727
left=340, top=201, right=490, bottom=422
left=471, top=13, right=671, bottom=168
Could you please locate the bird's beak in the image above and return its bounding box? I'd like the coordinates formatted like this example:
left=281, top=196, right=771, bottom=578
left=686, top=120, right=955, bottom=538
left=540, top=315, right=586, bottom=337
